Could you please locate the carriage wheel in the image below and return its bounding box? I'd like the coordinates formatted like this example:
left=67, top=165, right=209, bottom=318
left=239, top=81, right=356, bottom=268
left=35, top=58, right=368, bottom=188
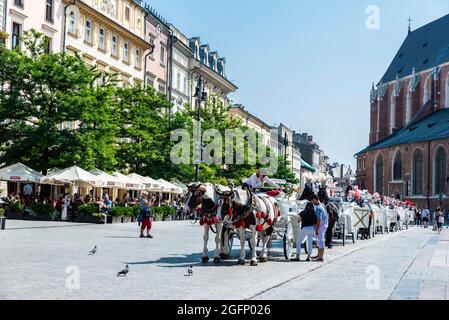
left=283, top=222, right=295, bottom=260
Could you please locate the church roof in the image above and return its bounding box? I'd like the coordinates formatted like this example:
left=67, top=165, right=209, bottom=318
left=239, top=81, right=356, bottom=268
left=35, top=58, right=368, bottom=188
left=356, top=108, right=449, bottom=155
left=380, top=13, right=449, bottom=84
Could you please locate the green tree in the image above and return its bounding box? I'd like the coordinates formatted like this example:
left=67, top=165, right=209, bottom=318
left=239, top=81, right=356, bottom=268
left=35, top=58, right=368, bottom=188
left=0, top=30, right=117, bottom=174
left=114, top=85, right=171, bottom=174
left=273, top=157, right=300, bottom=184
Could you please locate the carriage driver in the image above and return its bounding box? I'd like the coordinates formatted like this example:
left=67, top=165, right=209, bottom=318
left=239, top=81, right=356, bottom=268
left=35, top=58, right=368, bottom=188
left=242, top=167, right=280, bottom=191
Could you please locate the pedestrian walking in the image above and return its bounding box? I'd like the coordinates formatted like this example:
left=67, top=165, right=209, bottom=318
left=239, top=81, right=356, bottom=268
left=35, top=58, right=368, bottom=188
left=311, top=194, right=328, bottom=262
left=291, top=202, right=317, bottom=262
left=436, top=208, right=444, bottom=234
left=137, top=197, right=153, bottom=238
left=422, top=207, right=430, bottom=229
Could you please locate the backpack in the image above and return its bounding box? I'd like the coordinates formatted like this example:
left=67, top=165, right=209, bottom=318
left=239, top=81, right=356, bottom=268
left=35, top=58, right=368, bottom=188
left=300, top=209, right=318, bottom=228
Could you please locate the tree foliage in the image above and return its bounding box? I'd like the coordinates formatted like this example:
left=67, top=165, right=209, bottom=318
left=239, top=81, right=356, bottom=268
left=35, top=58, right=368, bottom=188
left=0, top=30, right=299, bottom=185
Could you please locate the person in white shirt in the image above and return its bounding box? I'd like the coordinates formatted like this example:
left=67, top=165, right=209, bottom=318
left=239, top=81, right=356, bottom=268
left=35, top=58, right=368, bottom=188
left=243, top=168, right=280, bottom=190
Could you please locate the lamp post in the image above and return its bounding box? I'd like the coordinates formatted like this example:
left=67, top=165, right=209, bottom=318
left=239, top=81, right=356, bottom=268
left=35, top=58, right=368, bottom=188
left=283, top=132, right=288, bottom=180
left=194, top=75, right=207, bottom=182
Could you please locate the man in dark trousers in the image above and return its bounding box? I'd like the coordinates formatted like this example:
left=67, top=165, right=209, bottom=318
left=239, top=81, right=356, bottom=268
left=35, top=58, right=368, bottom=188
left=325, top=202, right=338, bottom=249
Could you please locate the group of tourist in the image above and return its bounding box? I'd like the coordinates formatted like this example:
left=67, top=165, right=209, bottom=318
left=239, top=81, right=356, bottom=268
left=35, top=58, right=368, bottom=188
left=412, top=207, right=447, bottom=233
left=292, top=194, right=329, bottom=263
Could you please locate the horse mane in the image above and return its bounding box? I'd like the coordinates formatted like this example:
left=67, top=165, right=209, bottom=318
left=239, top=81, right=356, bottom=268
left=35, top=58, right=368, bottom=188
left=318, top=186, right=329, bottom=205
left=299, top=184, right=315, bottom=201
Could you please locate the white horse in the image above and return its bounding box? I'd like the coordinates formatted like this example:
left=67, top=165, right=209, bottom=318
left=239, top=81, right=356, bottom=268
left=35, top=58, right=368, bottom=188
left=220, top=188, right=280, bottom=266
left=182, top=183, right=230, bottom=264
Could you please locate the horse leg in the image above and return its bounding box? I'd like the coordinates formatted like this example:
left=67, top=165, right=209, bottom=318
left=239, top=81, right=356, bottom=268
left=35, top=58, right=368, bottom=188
left=259, top=231, right=270, bottom=263
left=202, top=225, right=210, bottom=263
left=238, top=227, right=246, bottom=265
left=221, top=227, right=230, bottom=260
left=250, top=225, right=258, bottom=266
left=214, top=222, right=223, bottom=264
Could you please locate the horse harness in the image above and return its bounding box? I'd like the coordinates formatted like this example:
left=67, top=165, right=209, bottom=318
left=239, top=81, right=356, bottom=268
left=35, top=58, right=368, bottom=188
left=199, top=196, right=218, bottom=227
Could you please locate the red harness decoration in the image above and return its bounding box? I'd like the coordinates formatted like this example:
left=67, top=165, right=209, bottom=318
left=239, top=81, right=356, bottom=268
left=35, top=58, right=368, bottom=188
left=199, top=207, right=217, bottom=226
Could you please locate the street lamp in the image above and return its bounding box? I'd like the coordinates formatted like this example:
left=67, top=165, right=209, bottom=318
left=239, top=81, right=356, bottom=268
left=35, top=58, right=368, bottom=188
left=283, top=132, right=288, bottom=180
left=194, top=75, right=207, bottom=182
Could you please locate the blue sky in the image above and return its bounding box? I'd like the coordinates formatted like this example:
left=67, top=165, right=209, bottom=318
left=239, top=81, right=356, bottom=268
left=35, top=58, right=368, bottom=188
left=146, top=0, right=449, bottom=167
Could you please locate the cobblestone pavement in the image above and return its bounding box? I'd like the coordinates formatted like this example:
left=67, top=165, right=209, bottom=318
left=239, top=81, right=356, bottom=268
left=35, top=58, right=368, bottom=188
left=0, top=220, right=447, bottom=300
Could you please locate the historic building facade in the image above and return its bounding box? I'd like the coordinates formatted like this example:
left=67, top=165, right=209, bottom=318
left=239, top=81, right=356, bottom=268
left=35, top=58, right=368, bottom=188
left=169, top=24, right=193, bottom=113
left=64, top=0, right=150, bottom=86
left=4, top=0, right=65, bottom=51
left=188, top=37, right=237, bottom=107
left=356, top=14, right=449, bottom=209
left=144, top=4, right=169, bottom=94
left=0, top=0, right=6, bottom=33
left=229, top=104, right=272, bottom=147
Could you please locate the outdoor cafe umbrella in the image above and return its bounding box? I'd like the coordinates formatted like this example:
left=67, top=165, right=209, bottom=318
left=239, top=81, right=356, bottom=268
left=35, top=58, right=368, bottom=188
left=40, top=166, right=102, bottom=187
left=127, top=173, right=161, bottom=191
left=157, top=179, right=183, bottom=194
left=90, top=169, right=123, bottom=188
left=112, top=172, right=144, bottom=190
left=0, top=163, right=43, bottom=182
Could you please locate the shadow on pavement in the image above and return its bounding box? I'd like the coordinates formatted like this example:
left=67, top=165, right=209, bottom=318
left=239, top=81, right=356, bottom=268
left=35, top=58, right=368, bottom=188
left=124, top=251, right=273, bottom=269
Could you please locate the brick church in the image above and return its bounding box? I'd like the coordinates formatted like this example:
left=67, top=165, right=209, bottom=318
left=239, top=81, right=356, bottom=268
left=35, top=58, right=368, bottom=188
left=356, top=14, right=449, bottom=209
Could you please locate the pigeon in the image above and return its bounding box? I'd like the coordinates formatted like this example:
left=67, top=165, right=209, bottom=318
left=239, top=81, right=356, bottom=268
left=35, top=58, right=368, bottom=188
left=187, top=265, right=193, bottom=276
left=89, top=245, right=97, bottom=255
left=117, top=265, right=129, bottom=277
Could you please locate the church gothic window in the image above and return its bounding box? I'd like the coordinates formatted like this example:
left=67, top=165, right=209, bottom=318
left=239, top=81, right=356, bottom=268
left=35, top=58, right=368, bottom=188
left=375, top=154, right=384, bottom=195
left=393, top=151, right=402, bottom=181
left=413, top=149, right=423, bottom=195
left=435, top=147, right=447, bottom=195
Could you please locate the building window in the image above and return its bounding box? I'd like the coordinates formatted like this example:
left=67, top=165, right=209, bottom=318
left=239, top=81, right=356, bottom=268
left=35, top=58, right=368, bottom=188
left=85, top=20, right=92, bottom=43
left=135, top=48, right=140, bottom=68
left=158, top=84, right=165, bottom=93
left=11, top=22, right=21, bottom=49
left=124, top=42, right=129, bottom=62
left=45, top=0, right=53, bottom=22
left=393, top=151, right=403, bottom=181
left=176, top=73, right=180, bottom=91
left=14, top=0, right=23, bottom=7
left=183, top=77, right=187, bottom=94
left=160, top=46, right=165, bottom=64
left=435, top=147, right=447, bottom=195
left=125, top=7, right=130, bottom=21
left=149, top=37, right=155, bottom=58
left=69, top=11, right=76, bottom=34
left=413, top=149, right=423, bottom=195
left=44, top=37, right=52, bottom=54
left=375, top=155, right=384, bottom=195
left=112, top=35, right=117, bottom=56
left=99, top=28, right=105, bottom=50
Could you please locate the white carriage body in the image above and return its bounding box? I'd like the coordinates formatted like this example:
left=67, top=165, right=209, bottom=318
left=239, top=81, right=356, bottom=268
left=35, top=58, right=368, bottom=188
left=340, top=203, right=370, bottom=235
